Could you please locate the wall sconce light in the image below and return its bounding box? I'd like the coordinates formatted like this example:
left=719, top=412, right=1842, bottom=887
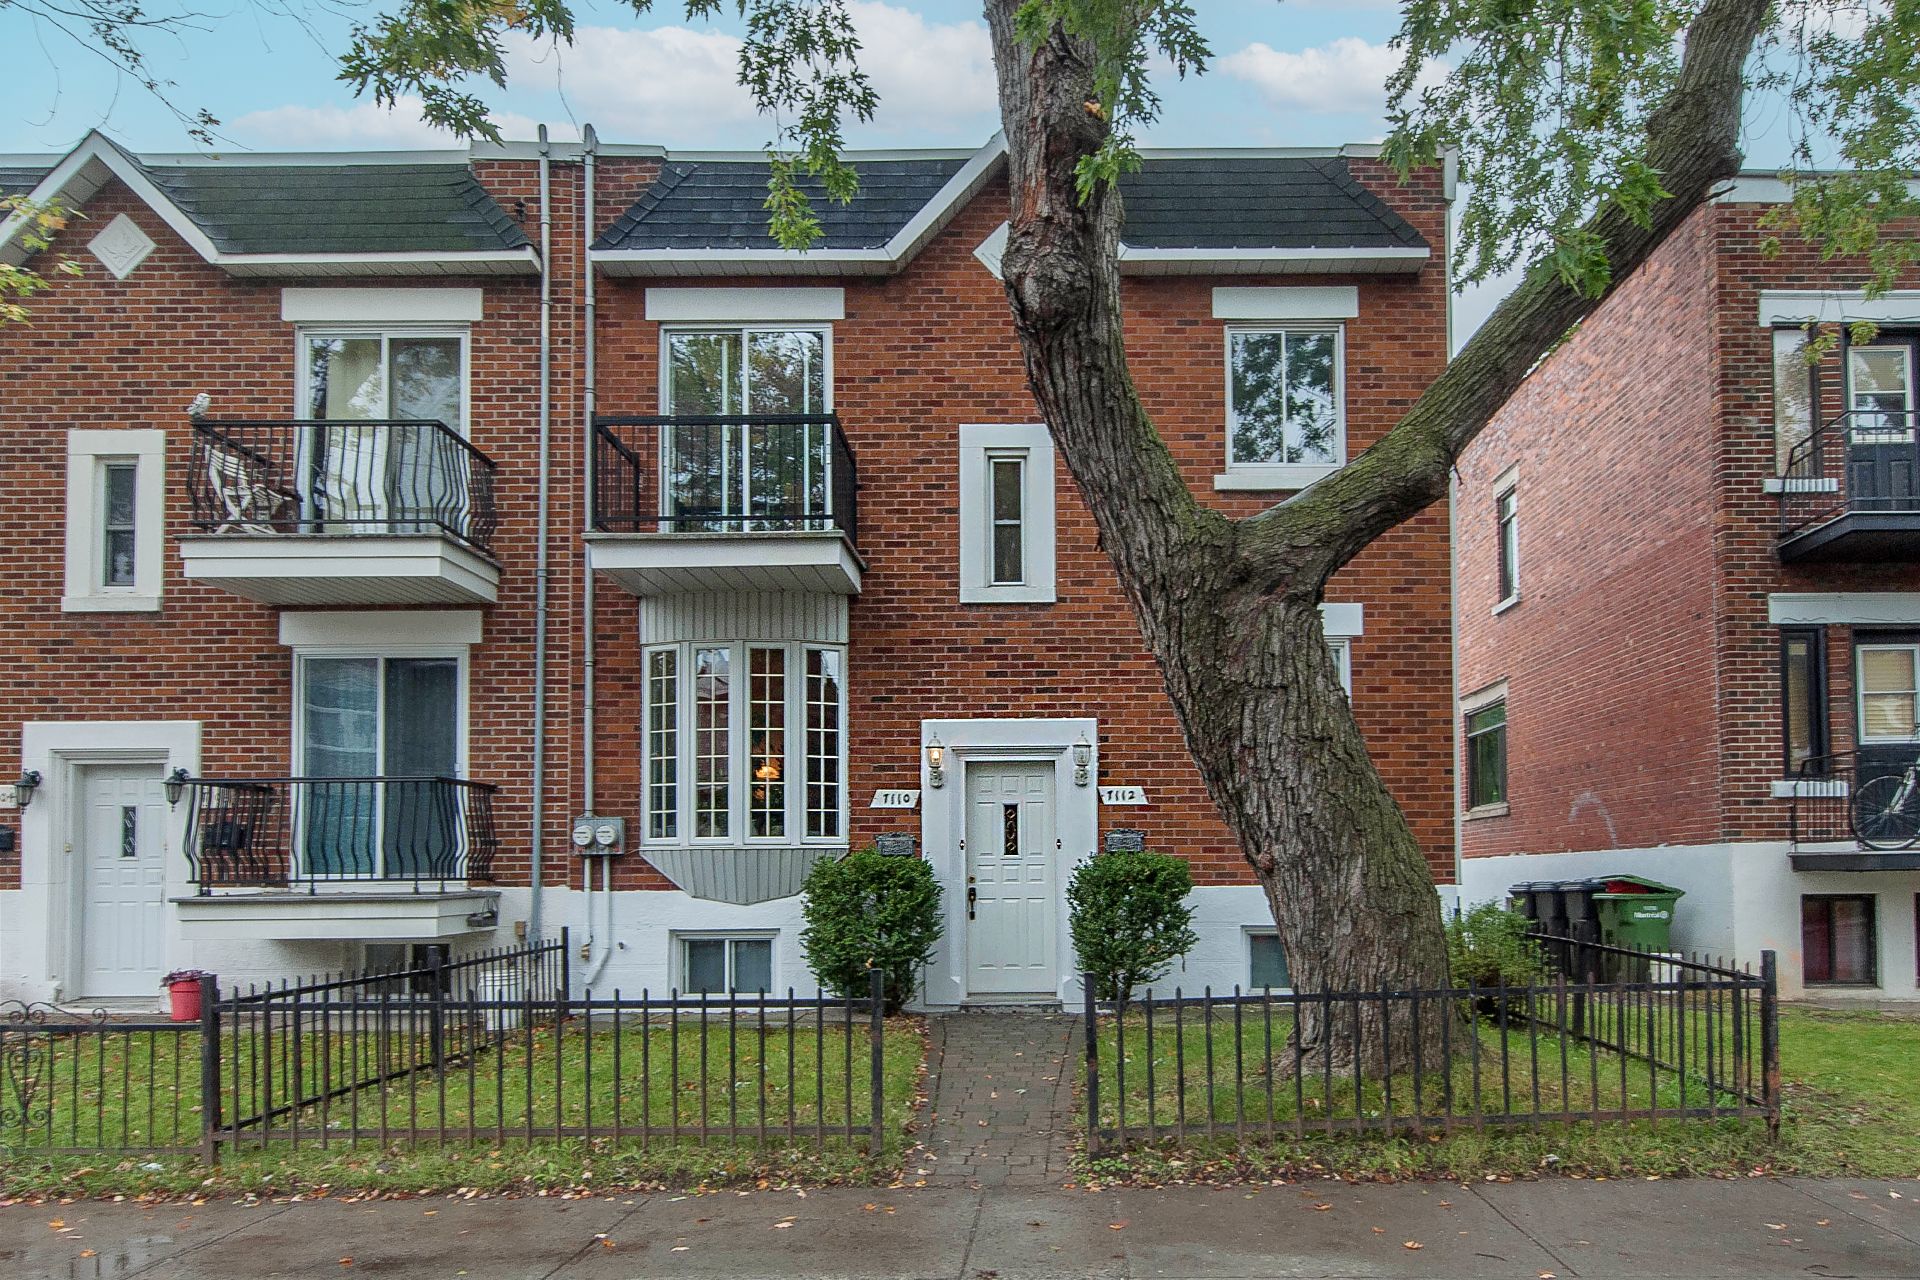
left=164, top=767, right=191, bottom=808
left=926, top=735, right=946, bottom=790
left=13, top=769, right=41, bottom=810
left=1072, top=735, right=1093, bottom=788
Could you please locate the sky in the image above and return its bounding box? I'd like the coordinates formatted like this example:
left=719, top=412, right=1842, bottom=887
left=0, top=0, right=1803, bottom=343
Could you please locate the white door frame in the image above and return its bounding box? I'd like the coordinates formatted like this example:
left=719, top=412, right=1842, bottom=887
left=919, top=717, right=1097, bottom=1007
left=12, top=721, right=200, bottom=1005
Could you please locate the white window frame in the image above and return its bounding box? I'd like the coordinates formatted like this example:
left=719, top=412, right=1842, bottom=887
left=1493, top=466, right=1520, bottom=614
left=1460, top=679, right=1510, bottom=818
left=1216, top=323, right=1347, bottom=492
left=958, top=423, right=1057, bottom=603
left=294, top=326, right=473, bottom=431
left=657, top=324, right=835, bottom=415
left=1244, top=927, right=1293, bottom=993
left=1855, top=643, right=1920, bottom=743
left=674, top=931, right=779, bottom=996
left=63, top=428, right=165, bottom=612
left=1326, top=638, right=1353, bottom=697
left=642, top=640, right=850, bottom=848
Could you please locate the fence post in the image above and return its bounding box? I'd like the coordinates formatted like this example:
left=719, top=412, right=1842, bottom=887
left=1759, top=950, right=1781, bottom=1141
left=197, top=973, right=222, bottom=1165
left=558, top=926, right=572, bottom=1022
left=1083, top=973, right=1100, bottom=1157
left=429, top=947, right=447, bottom=1071
left=868, top=967, right=886, bottom=1156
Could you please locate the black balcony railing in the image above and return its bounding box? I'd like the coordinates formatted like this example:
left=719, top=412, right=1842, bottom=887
left=1778, top=408, right=1920, bottom=555
left=183, top=776, right=500, bottom=893
left=592, top=414, right=858, bottom=541
left=188, top=419, right=500, bottom=556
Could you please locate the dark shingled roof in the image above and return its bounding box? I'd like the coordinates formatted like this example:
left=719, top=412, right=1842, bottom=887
left=138, top=162, right=530, bottom=255
left=595, top=152, right=1426, bottom=255
left=0, top=164, right=52, bottom=197
left=1118, top=157, right=1427, bottom=251
left=595, top=157, right=969, bottom=251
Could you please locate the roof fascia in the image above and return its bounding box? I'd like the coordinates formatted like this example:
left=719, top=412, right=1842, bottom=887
left=2, top=130, right=222, bottom=266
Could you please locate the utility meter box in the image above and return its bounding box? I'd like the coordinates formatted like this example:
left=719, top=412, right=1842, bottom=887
left=570, top=814, right=627, bottom=856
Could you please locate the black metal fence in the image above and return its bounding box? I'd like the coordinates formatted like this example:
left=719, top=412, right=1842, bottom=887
left=1083, top=939, right=1779, bottom=1154
left=592, top=414, right=859, bottom=541
left=182, top=775, right=501, bottom=891
left=188, top=418, right=499, bottom=555
left=1, top=933, right=893, bottom=1160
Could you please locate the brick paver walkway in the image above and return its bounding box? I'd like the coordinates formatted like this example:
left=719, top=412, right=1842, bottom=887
left=908, top=1011, right=1079, bottom=1188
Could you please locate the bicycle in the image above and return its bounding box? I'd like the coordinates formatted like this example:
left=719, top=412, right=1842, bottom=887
left=1849, top=758, right=1920, bottom=850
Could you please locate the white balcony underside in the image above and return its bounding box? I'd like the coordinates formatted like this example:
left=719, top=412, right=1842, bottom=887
left=178, top=534, right=500, bottom=606
left=172, top=889, right=501, bottom=940
left=585, top=531, right=862, bottom=597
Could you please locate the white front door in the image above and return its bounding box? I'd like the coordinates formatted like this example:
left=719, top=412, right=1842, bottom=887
left=76, top=766, right=168, bottom=998
left=965, top=762, right=1057, bottom=996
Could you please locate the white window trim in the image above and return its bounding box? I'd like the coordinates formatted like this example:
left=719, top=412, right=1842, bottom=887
left=642, top=639, right=850, bottom=849
left=1212, top=286, right=1358, bottom=321
left=674, top=931, right=779, bottom=996
left=1217, top=322, right=1347, bottom=491
left=281, top=288, right=484, bottom=325
left=1493, top=468, right=1520, bottom=614
left=1855, top=642, right=1920, bottom=744
left=294, top=326, right=473, bottom=432
left=657, top=324, right=835, bottom=414
left=959, top=423, right=1057, bottom=604
left=279, top=610, right=484, bottom=649
left=63, top=428, right=164, bottom=613
left=1243, top=926, right=1293, bottom=993
left=646, top=288, right=845, bottom=323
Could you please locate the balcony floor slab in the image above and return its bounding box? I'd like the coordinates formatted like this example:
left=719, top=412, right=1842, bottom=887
left=179, top=534, right=500, bottom=605
left=172, top=888, right=502, bottom=940
left=585, top=530, right=862, bottom=597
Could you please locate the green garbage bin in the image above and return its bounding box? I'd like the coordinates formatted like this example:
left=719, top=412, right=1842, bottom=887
left=1590, top=875, right=1684, bottom=964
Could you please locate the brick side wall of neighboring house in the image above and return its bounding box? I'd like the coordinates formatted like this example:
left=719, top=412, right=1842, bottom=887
left=1455, top=209, right=1724, bottom=859
left=586, top=164, right=1458, bottom=888
left=0, top=164, right=570, bottom=893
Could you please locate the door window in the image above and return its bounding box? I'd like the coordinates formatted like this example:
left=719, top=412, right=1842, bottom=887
left=1849, top=345, right=1913, bottom=430
left=663, top=327, right=830, bottom=529
left=1857, top=645, right=1920, bottom=741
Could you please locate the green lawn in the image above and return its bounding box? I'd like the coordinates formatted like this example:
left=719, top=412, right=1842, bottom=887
left=1077, top=1004, right=1920, bottom=1183
left=0, top=1014, right=926, bottom=1197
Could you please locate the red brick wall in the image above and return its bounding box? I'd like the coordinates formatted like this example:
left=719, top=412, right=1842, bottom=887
left=1456, top=209, right=1724, bottom=858
left=586, top=163, right=1458, bottom=886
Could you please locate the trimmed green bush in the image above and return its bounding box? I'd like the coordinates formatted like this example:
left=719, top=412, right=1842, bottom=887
left=1067, top=848, right=1198, bottom=1004
left=1445, top=900, right=1553, bottom=993
left=799, top=849, right=944, bottom=1011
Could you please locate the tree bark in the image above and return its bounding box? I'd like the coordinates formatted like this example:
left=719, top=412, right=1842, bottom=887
left=983, top=0, right=1769, bottom=1074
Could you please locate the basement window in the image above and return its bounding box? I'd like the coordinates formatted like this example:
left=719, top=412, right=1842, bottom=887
left=1801, top=895, right=1876, bottom=986
left=680, top=935, right=775, bottom=996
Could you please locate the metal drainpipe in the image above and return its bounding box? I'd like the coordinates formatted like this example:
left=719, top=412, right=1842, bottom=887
left=529, top=125, right=554, bottom=942
left=582, top=124, right=599, bottom=817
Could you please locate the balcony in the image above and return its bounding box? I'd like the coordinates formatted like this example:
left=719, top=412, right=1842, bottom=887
left=586, top=414, right=862, bottom=597
left=178, top=418, right=501, bottom=605
left=1777, top=410, right=1920, bottom=562
left=1784, top=750, right=1920, bottom=870
left=173, top=775, right=502, bottom=940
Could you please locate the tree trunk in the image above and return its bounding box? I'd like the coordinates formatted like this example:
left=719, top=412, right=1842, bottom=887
left=982, top=0, right=1769, bottom=1075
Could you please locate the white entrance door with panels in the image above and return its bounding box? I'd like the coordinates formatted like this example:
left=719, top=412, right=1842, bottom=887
left=964, top=762, right=1057, bottom=997
left=76, top=765, right=168, bottom=998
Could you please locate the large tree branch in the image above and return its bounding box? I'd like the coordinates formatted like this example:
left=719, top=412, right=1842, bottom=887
left=1243, top=0, right=1770, bottom=595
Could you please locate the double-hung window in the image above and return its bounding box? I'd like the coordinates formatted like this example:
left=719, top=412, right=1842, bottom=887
left=1464, top=693, right=1508, bottom=814
left=1857, top=644, right=1920, bottom=742
left=63, top=429, right=165, bottom=612
left=1225, top=325, right=1345, bottom=485
left=1494, top=477, right=1520, bottom=610
left=298, top=329, right=470, bottom=536
left=959, top=423, right=1056, bottom=603
left=644, top=640, right=846, bottom=845
left=661, top=326, right=833, bottom=530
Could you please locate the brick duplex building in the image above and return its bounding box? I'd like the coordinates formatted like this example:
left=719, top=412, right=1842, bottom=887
left=1456, top=174, right=1920, bottom=1001
left=0, top=130, right=1456, bottom=1008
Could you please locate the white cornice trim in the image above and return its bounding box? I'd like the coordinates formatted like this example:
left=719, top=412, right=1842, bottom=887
left=1769, top=592, right=1920, bottom=627
left=279, top=610, right=485, bottom=648
left=1758, top=289, right=1920, bottom=327
left=645, top=286, right=845, bottom=322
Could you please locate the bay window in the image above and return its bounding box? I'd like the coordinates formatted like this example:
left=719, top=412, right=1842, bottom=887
left=644, top=640, right=846, bottom=845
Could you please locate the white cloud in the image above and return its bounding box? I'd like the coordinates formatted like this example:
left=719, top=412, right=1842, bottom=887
left=846, top=2, right=997, bottom=135
left=1220, top=37, right=1443, bottom=118
left=231, top=96, right=558, bottom=149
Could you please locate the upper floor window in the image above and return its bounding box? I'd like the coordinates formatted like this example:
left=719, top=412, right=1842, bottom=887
left=1773, top=328, right=1815, bottom=473
left=958, top=423, right=1057, bottom=604
left=1227, top=326, right=1344, bottom=476
left=664, top=327, right=828, bottom=415
left=302, top=331, right=467, bottom=430
left=1780, top=627, right=1829, bottom=775
left=1494, top=475, right=1519, bottom=610
left=1857, top=643, right=1920, bottom=742
left=644, top=640, right=846, bottom=845
left=63, top=429, right=164, bottom=613
left=1464, top=691, right=1508, bottom=814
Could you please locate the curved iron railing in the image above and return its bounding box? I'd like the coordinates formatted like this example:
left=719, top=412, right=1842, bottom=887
left=188, top=418, right=499, bottom=556
left=183, top=775, right=499, bottom=892
left=592, top=413, right=858, bottom=541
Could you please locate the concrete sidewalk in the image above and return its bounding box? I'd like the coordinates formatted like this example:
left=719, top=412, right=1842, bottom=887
left=3, top=1177, right=1916, bottom=1279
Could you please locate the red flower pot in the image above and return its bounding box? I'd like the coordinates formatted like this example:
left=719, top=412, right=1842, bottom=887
left=167, top=977, right=203, bottom=1023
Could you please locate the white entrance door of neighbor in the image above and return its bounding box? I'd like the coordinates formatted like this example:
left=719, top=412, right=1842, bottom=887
left=964, top=761, right=1058, bottom=997
left=76, top=766, right=168, bottom=998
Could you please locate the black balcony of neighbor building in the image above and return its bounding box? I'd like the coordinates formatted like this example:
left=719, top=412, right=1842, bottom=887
left=1784, top=750, right=1920, bottom=869
left=587, top=414, right=863, bottom=596
left=178, top=418, right=501, bottom=605
left=1778, top=409, right=1920, bottom=562
left=182, top=775, right=500, bottom=892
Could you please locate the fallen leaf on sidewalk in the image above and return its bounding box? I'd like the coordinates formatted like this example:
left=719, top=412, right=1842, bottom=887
left=1816, top=1219, right=1831, bottom=1227
left=1765, top=1223, right=1786, bottom=1231
left=601, top=1239, right=616, bottom=1249
left=79, top=1251, right=96, bottom=1259
left=1538, top=1272, right=1556, bottom=1278
left=1311, top=1203, right=1332, bottom=1211
left=671, top=1246, right=689, bottom=1252
left=1370, top=1227, right=1384, bottom=1234
left=338, top=1258, right=353, bottom=1267
left=47, top=1220, right=64, bottom=1230
left=1403, top=1242, right=1423, bottom=1250
left=1108, top=1221, right=1128, bottom=1230
left=862, top=1203, right=877, bottom=1212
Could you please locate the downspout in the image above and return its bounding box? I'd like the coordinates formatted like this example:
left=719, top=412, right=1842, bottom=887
left=530, top=125, right=554, bottom=942
left=582, top=124, right=617, bottom=984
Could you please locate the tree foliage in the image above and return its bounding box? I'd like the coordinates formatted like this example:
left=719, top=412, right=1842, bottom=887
left=1066, top=848, right=1198, bottom=1005
left=798, top=848, right=943, bottom=1011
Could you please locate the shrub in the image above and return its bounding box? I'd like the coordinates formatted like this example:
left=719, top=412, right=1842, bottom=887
left=1445, top=900, right=1553, bottom=998
left=800, top=849, right=943, bottom=1011
left=1067, top=849, right=1198, bottom=1005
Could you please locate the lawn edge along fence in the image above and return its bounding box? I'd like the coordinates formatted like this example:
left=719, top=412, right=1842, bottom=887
left=1, top=930, right=893, bottom=1161
left=1081, top=936, right=1780, bottom=1155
